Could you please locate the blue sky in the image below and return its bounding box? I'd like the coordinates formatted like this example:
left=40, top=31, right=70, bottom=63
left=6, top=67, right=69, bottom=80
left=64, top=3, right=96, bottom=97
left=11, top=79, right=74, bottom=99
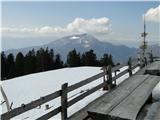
left=1, top=1, right=160, bottom=50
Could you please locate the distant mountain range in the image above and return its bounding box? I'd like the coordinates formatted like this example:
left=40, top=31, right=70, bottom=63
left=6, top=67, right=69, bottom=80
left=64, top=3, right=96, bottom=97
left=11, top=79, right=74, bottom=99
left=4, top=33, right=159, bottom=63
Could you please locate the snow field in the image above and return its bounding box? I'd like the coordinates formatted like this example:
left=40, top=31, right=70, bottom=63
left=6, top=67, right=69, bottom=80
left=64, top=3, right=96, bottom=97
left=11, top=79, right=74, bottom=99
left=1, top=66, right=159, bottom=120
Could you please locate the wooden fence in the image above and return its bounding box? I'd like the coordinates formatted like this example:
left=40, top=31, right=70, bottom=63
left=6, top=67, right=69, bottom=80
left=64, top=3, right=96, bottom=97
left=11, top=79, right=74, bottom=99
left=1, top=59, right=140, bottom=120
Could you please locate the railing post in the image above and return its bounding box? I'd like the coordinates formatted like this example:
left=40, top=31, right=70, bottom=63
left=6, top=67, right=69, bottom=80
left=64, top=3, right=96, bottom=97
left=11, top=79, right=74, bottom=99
left=128, top=58, right=132, bottom=77
left=107, top=65, right=113, bottom=90
left=103, top=66, right=108, bottom=90
left=61, top=83, right=68, bottom=120
left=144, top=57, right=147, bottom=66
left=150, top=50, right=154, bottom=63
left=114, top=70, right=117, bottom=85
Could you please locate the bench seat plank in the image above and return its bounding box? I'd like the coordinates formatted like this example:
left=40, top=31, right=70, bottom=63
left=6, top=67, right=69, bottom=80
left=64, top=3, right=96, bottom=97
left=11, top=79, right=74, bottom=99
left=109, top=75, right=160, bottom=120
left=88, top=75, right=160, bottom=120
left=87, top=75, right=150, bottom=118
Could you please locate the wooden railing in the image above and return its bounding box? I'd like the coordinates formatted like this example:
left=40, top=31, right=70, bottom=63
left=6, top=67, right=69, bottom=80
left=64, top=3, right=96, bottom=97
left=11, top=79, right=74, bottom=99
left=1, top=59, right=140, bottom=120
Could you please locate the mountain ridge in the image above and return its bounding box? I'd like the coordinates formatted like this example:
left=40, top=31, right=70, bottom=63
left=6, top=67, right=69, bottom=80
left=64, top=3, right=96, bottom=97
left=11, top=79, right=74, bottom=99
left=4, top=33, right=138, bottom=62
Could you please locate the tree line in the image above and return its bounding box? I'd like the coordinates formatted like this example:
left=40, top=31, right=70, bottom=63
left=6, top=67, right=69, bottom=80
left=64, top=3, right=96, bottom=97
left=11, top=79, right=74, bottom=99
left=1, top=48, right=114, bottom=80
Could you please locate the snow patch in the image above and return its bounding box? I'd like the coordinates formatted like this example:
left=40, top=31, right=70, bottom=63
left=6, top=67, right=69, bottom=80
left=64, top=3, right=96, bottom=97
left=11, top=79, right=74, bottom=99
left=84, top=44, right=90, bottom=48
left=144, top=102, right=160, bottom=120
left=69, top=36, right=80, bottom=40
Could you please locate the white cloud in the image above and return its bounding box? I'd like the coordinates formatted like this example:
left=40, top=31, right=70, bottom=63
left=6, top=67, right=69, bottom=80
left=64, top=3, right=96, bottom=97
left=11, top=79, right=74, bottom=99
left=145, top=5, right=160, bottom=22
left=66, top=17, right=110, bottom=34
left=1, top=17, right=111, bottom=37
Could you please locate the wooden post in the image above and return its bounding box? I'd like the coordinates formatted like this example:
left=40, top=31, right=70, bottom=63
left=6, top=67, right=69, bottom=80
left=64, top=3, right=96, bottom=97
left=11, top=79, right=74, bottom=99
left=107, top=65, right=113, bottom=90
left=146, top=93, right=153, bottom=104
left=144, top=57, right=147, bottom=66
left=61, top=83, right=68, bottom=120
left=114, top=71, right=117, bottom=85
left=102, top=66, right=108, bottom=90
left=150, top=50, right=154, bottom=63
left=128, top=58, right=132, bottom=77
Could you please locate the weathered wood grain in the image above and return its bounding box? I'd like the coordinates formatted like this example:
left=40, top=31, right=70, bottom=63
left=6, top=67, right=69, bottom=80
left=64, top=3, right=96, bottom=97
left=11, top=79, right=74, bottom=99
left=111, top=64, right=127, bottom=72
left=87, top=75, right=149, bottom=119
left=36, top=106, right=61, bottom=120
left=68, top=72, right=105, bottom=92
left=68, top=82, right=107, bottom=107
left=61, top=83, right=68, bottom=120
left=68, top=64, right=127, bottom=93
left=68, top=75, right=148, bottom=120
left=109, top=75, right=160, bottom=120
left=112, top=69, right=128, bottom=81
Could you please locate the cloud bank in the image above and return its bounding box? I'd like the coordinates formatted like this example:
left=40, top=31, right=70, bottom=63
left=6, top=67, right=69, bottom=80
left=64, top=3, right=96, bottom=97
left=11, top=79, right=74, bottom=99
left=145, top=5, right=160, bottom=22
left=1, top=17, right=111, bottom=37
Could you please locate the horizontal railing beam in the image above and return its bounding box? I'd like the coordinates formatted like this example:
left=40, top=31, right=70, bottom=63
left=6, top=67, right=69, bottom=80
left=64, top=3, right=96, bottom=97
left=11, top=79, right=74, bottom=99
left=132, top=63, right=140, bottom=70
left=111, top=64, right=127, bottom=72
left=68, top=64, right=127, bottom=93
left=112, top=69, right=129, bottom=81
left=1, top=90, right=61, bottom=120
left=36, top=106, right=61, bottom=120
left=68, top=82, right=107, bottom=107
left=68, top=72, right=105, bottom=92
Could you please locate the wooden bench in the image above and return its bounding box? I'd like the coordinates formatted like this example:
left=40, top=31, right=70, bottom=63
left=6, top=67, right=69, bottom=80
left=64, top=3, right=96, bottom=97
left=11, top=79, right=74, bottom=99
left=87, top=75, right=160, bottom=120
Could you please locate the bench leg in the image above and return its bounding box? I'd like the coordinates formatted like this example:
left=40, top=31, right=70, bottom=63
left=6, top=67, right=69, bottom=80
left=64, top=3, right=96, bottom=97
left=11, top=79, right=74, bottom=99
left=146, top=93, right=152, bottom=104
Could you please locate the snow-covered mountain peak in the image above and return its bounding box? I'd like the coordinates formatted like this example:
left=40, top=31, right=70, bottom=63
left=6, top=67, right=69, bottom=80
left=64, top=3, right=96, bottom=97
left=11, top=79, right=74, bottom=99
left=69, top=36, right=80, bottom=40
left=66, top=33, right=98, bottom=42
left=4, top=33, right=138, bottom=62
left=51, top=33, right=99, bottom=47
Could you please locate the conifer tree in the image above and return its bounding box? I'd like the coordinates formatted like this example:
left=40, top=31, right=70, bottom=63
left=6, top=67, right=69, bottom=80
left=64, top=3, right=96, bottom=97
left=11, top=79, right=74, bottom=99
left=43, top=47, right=50, bottom=71
left=1, top=52, right=7, bottom=80
left=49, top=49, right=55, bottom=70
left=6, top=53, right=15, bottom=79
left=24, top=50, right=36, bottom=74
left=15, top=52, right=24, bottom=77
left=108, top=54, right=114, bottom=66
left=100, top=53, right=109, bottom=66
left=67, top=48, right=81, bottom=67
left=81, top=49, right=97, bottom=66
left=36, top=48, right=45, bottom=72
left=55, top=54, right=63, bottom=69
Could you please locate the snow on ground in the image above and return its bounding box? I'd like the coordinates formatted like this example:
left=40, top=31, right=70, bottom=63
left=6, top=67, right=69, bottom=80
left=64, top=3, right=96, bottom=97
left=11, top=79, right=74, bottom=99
left=144, top=102, right=160, bottom=120
left=0, top=66, right=151, bottom=120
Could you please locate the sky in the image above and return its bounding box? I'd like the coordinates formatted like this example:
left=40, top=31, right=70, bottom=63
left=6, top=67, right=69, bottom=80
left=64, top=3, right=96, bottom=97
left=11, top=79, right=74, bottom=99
left=1, top=1, right=160, bottom=50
